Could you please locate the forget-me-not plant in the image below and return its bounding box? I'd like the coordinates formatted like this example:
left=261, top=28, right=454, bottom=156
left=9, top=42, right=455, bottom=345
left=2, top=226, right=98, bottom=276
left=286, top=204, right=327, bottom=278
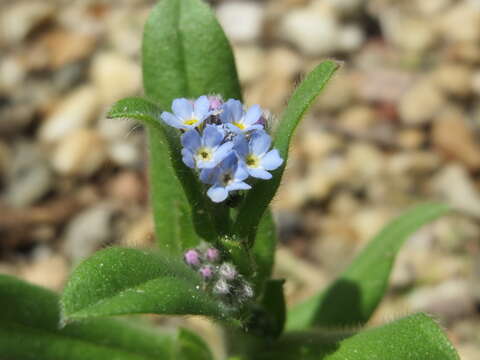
left=8, top=1, right=457, bottom=360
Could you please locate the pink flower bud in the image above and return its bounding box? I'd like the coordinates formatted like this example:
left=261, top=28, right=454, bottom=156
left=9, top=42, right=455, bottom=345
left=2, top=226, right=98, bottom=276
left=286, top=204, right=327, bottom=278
left=184, top=249, right=200, bottom=267
left=199, top=265, right=214, bottom=279
left=205, top=248, right=220, bottom=262
left=208, top=95, right=223, bottom=111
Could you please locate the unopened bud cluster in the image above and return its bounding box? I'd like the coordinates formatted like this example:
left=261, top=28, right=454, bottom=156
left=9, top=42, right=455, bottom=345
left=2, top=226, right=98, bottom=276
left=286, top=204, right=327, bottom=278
left=184, top=244, right=254, bottom=303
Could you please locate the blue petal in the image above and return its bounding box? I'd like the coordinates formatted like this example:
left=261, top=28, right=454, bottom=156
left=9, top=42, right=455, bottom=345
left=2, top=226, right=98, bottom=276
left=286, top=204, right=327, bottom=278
left=248, top=168, right=272, bottom=180
left=172, top=98, right=193, bottom=119
left=181, top=148, right=195, bottom=168
left=181, top=129, right=201, bottom=151
left=207, top=186, right=229, bottom=203
left=200, top=168, right=217, bottom=185
left=261, top=149, right=283, bottom=171
left=234, top=161, right=249, bottom=181
left=250, top=130, right=271, bottom=156
left=213, top=141, right=234, bottom=163
left=244, top=104, right=262, bottom=126
left=221, top=152, right=238, bottom=171
left=229, top=99, right=244, bottom=121
left=233, top=135, right=249, bottom=158
left=248, top=124, right=264, bottom=132
left=221, top=99, right=243, bottom=123
left=202, top=125, right=224, bottom=148
left=225, top=123, right=243, bottom=134
left=227, top=181, right=251, bottom=191
left=160, top=112, right=181, bottom=128
left=194, top=96, right=211, bottom=120
left=219, top=106, right=231, bottom=124
left=197, top=159, right=217, bottom=169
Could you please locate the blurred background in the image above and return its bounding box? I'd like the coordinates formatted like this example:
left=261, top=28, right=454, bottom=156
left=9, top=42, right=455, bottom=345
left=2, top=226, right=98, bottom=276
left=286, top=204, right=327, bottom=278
left=1, top=0, right=480, bottom=358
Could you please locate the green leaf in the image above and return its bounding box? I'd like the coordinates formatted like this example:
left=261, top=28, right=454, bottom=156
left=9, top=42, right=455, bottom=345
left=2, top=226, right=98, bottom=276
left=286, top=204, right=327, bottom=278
left=61, top=247, right=226, bottom=322
left=233, top=60, right=339, bottom=240
left=174, top=329, right=214, bottom=360
left=0, top=274, right=174, bottom=360
left=259, top=280, right=286, bottom=338
left=256, top=313, right=459, bottom=360
left=252, top=209, right=278, bottom=293
left=107, top=97, right=163, bottom=129
left=286, top=202, right=451, bottom=330
left=148, top=126, right=203, bottom=251
left=108, top=97, right=201, bottom=252
left=142, top=0, right=242, bottom=109
left=0, top=275, right=214, bottom=360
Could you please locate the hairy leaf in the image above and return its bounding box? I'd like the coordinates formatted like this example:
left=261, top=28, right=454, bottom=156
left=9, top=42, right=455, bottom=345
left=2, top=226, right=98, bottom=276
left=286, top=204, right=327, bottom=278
left=259, top=279, right=286, bottom=338
left=234, top=61, right=339, bottom=240
left=252, top=210, right=278, bottom=293
left=256, top=313, right=459, bottom=360
left=142, top=0, right=241, bottom=109
left=287, top=203, right=450, bottom=330
left=61, top=248, right=226, bottom=322
left=0, top=274, right=175, bottom=360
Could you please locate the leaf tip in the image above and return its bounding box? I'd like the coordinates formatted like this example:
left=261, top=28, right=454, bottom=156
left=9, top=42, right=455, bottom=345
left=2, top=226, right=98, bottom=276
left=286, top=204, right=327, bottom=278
left=325, top=58, right=343, bottom=70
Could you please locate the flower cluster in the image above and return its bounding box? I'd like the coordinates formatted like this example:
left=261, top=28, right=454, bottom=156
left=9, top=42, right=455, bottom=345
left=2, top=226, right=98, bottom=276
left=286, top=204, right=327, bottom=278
left=184, top=244, right=254, bottom=303
left=160, top=95, right=284, bottom=203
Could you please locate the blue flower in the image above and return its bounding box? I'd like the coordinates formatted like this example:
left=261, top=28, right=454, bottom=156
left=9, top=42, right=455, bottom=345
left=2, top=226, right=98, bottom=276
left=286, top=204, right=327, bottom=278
left=234, top=131, right=283, bottom=180
left=160, top=96, right=211, bottom=130
left=181, top=125, right=233, bottom=169
left=200, top=153, right=251, bottom=203
left=220, top=99, right=264, bottom=134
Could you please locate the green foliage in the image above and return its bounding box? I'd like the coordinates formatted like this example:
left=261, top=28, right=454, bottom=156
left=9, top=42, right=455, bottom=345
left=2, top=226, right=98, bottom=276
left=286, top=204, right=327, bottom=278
left=233, top=60, right=339, bottom=240
left=287, top=203, right=451, bottom=330
left=251, top=210, right=278, bottom=293
left=0, top=274, right=212, bottom=360
left=142, top=0, right=242, bottom=109
left=256, top=313, right=459, bottom=360
left=175, top=329, right=215, bottom=360
left=61, top=248, right=226, bottom=322
left=259, top=279, right=286, bottom=338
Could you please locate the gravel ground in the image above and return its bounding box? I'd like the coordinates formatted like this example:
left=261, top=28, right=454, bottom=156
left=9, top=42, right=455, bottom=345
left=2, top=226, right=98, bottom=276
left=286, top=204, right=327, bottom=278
left=1, top=0, right=480, bottom=358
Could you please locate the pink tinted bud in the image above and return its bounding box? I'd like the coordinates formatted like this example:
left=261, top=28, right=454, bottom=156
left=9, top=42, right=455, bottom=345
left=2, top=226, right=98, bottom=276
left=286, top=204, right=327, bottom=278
left=205, top=248, right=220, bottom=262
left=199, top=265, right=214, bottom=279
left=208, top=95, right=223, bottom=111
left=184, top=249, right=200, bottom=267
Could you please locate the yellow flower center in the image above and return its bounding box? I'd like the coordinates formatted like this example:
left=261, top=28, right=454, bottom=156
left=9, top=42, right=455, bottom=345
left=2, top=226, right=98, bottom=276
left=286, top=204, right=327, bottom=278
left=184, top=118, right=198, bottom=126
left=233, top=122, right=245, bottom=130
left=246, top=154, right=260, bottom=168
left=196, top=147, right=212, bottom=162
